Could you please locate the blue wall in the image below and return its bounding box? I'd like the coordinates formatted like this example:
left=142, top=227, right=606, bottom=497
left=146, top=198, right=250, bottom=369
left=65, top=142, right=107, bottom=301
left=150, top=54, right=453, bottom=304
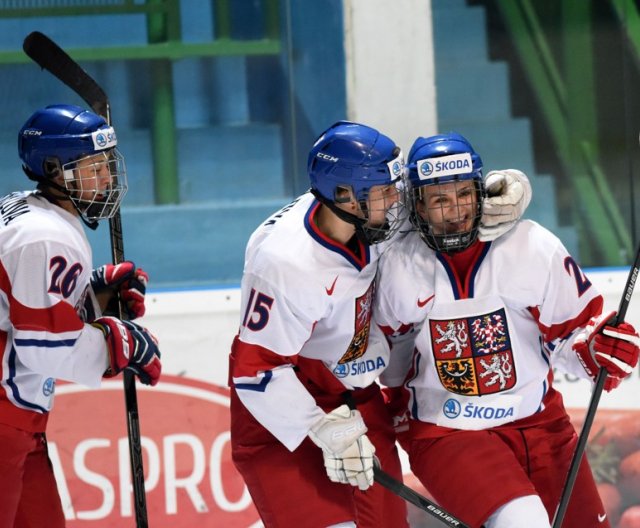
left=0, top=0, right=347, bottom=288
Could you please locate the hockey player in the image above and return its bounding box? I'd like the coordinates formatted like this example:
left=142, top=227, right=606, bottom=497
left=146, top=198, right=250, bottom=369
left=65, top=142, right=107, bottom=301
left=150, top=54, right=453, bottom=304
left=228, top=121, right=533, bottom=528
left=0, top=104, right=161, bottom=528
left=375, top=132, right=640, bottom=528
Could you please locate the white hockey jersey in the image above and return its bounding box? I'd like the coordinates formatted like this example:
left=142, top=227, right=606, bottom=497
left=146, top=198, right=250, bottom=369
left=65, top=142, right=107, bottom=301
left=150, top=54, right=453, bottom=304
left=230, top=192, right=394, bottom=451
left=0, top=191, right=108, bottom=433
left=376, top=220, right=602, bottom=431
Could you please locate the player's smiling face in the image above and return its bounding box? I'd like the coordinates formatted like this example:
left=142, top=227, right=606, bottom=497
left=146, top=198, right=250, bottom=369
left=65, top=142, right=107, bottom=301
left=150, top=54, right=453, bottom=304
left=417, top=179, right=476, bottom=235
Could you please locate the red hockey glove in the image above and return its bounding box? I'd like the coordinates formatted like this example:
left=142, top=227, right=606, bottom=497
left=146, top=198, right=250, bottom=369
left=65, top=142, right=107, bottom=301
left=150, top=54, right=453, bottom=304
left=91, top=261, right=148, bottom=319
left=382, top=386, right=410, bottom=433
left=92, top=316, right=161, bottom=386
left=381, top=385, right=411, bottom=450
left=574, top=311, right=640, bottom=391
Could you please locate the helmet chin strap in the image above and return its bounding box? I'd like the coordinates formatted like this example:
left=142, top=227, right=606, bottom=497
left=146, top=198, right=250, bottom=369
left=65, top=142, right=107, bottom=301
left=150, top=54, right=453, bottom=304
left=23, top=165, right=99, bottom=230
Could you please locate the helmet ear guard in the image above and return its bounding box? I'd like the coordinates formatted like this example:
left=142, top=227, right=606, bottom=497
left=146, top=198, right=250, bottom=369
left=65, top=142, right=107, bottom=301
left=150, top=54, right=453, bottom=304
left=43, top=157, right=62, bottom=178
left=333, top=185, right=354, bottom=204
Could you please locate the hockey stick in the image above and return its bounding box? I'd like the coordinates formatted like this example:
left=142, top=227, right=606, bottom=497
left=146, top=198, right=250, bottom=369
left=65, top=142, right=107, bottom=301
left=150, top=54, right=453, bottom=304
left=552, top=247, right=640, bottom=527
left=23, top=31, right=149, bottom=528
left=343, top=392, right=468, bottom=526
left=373, top=465, right=470, bottom=528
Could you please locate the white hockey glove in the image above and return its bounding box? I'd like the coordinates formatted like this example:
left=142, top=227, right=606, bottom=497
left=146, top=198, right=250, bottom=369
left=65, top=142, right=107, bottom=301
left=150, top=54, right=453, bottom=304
left=308, top=404, right=375, bottom=491
left=479, top=169, right=532, bottom=241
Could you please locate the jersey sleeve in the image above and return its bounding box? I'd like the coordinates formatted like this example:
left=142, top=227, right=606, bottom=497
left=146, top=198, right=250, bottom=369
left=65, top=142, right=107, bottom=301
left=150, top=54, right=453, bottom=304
left=230, top=337, right=324, bottom=451
left=377, top=326, right=417, bottom=388
left=237, top=271, right=318, bottom=355
left=528, top=240, right=603, bottom=380
left=375, top=253, right=421, bottom=388
left=1, top=240, right=108, bottom=388
left=230, top=271, right=325, bottom=451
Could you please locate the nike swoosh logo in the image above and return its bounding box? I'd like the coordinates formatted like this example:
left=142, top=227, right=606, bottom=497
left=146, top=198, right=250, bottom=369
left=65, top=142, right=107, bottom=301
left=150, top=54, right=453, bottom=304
left=417, top=294, right=435, bottom=308
left=325, top=276, right=339, bottom=296
left=598, top=513, right=607, bottom=523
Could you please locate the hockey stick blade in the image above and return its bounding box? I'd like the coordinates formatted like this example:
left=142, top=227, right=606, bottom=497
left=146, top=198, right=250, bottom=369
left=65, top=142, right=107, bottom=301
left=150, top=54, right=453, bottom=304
left=23, top=31, right=110, bottom=121
left=373, top=466, right=469, bottom=528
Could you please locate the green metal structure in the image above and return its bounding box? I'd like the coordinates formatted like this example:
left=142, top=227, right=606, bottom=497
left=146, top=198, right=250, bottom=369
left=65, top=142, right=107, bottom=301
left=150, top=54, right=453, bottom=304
left=0, top=0, right=281, bottom=205
left=3, top=0, right=640, bottom=265
left=494, top=0, right=636, bottom=265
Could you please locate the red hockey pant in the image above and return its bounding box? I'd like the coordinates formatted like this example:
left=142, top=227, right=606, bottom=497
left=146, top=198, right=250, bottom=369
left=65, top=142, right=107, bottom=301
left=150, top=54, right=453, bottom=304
left=0, top=423, right=65, bottom=528
left=231, top=384, right=408, bottom=528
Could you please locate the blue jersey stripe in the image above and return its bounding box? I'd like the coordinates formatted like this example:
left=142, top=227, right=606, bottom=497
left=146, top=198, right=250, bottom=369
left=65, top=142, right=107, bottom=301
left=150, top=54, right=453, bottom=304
left=7, top=346, right=48, bottom=413
left=235, top=370, right=273, bottom=392
left=15, top=338, right=76, bottom=347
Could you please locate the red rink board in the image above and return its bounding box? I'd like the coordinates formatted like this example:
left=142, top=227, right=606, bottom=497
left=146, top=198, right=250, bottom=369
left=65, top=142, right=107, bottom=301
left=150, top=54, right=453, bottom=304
left=47, top=374, right=260, bottom=527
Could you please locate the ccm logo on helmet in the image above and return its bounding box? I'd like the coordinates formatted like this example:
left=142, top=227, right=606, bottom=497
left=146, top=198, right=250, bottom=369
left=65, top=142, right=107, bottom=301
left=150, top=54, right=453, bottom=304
left=418, top=152, right=472, bottom=180
left=317, top=152, right=339, bottom=162
left=22, top=129, right=42, bottom=136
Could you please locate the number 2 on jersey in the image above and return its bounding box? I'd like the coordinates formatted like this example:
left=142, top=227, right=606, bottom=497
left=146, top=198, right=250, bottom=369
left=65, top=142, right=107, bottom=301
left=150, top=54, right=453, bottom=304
left=242, top=288, right=274, bottom=331
left=48, top=256, right=83, bottom=298
left=564, top=256, right=592, bottom=297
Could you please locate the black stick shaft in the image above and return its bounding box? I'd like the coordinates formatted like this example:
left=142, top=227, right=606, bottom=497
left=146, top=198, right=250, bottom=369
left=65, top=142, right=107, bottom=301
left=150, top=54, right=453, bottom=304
left=23, top=31, right=148, bottom=527
left=109, top=213, right=148, bottom=528
left=552, top=250, right=640, bottom=527
left=373, top=466, right=470, bottom=528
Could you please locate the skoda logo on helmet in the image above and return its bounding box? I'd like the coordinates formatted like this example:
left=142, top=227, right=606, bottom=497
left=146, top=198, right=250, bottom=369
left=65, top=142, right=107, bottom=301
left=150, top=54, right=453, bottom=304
left=386, top=151, right=405, bottom=178
left=420, top=161, right=434, bottom=177
left=95, top=132, right=108, bottom=148
left=91, top=127, right=117, bottom=151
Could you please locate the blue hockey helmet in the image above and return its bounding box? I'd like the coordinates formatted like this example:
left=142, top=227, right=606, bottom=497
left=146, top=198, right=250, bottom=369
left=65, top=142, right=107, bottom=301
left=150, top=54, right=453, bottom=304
left=406, top=132, right=484, bottom=252
left=308, top=121, right=404, bottom=202
left=307, top=121, right=405, bottom=243
left=18, top=104, right=127, bottom=226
